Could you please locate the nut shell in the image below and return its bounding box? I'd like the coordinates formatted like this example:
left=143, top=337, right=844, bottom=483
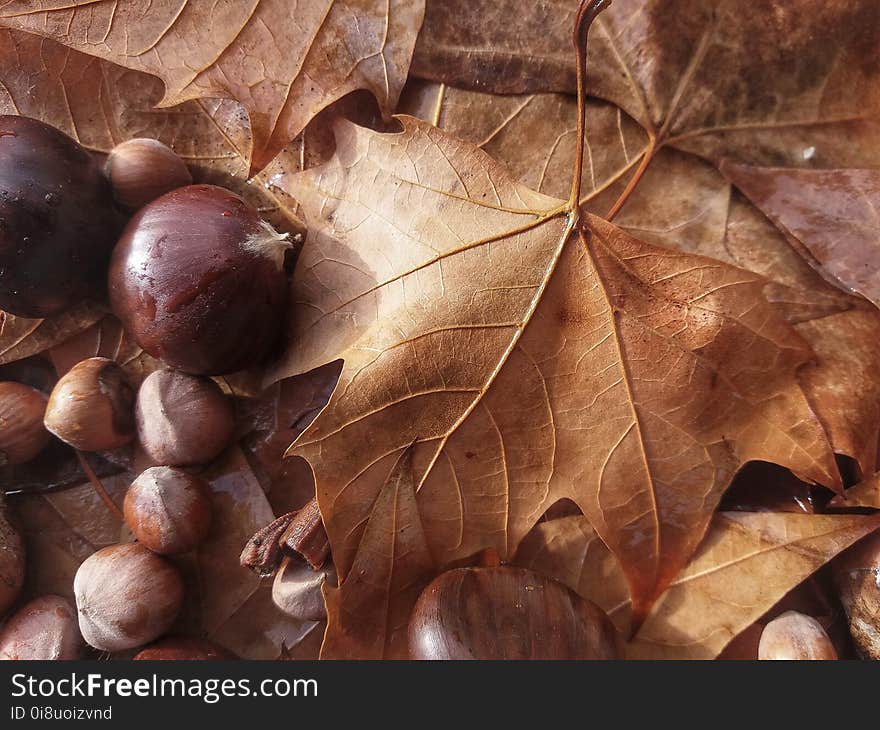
left=408, top=566, right=618, bottom=660
left=0, top=595, right=84, bottom=660
left=272, top=557, right=336, bottom=622
left=73, top=542, right=184, bottom=652
left=133, top=636, right=234, bottom=660
left=135, top=369, right=234, bottom=465
left=44, top=357, right=135, bottom=452
left=123, top=466, right=213, bottom=554
left=108, top=184, right=290, bottom=374
left=0, top=115, right=120, bottom=317
left=105, top=138, right=192, bottom=211
left=757, top=610, right=837, bottom=660
left=0, top=381, right=49, bottom=466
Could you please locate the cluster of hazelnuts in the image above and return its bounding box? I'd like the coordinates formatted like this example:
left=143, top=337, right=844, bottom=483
left=0, top=114, right=298, bottom=658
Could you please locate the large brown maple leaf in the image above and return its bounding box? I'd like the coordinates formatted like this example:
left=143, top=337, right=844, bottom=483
left=0, top=0, right=426, bottom=173
left=268, top=114, right=840, bottom=642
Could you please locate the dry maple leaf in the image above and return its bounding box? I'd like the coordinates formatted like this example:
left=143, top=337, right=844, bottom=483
left=0, top=0, right=426, bottom=173
left=268, top=107, right=842, bottom=632
left=321, top=445, right=434, bottom=659
left=516, top=511, right=880, bottom=658
left=830, top=473, right=880, bottom=511
left=0, top=302, right=104, bottom=366
left=414, top=0, right=880, bottom=174
left=721, top=163, right=880, bottom=310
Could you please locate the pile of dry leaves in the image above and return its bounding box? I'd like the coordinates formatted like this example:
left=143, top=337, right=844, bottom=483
left=1, top=0, right=880, bottom=660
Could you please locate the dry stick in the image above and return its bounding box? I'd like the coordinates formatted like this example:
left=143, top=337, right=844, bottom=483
left=75, top=450, right=124, bottom=522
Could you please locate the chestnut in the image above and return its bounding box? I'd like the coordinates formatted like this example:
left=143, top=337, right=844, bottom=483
left=105, top=138, right=192, bottom=212
left=0, top=500, right=25, bottom=615
left=0, top=115, right=120, bottom=317
left=408, top=566, right=618, bottom=660
left=0, top=595, right=84, bottom=660
left=135, top=369, right=234, bottom=465
left=757, top=611, right=837, bottom=660
left=44, top=357, right=135, bottom=452
left=272, top=557, right=336, bottom=622
left=132, top=636, right=234, bottom=660
left=108, top=184, right=291, bottom=374
left=73, top=542, right=184, bottom=652
left=123, top=466, right=213, bottom=554
left=0, top=381, right=49, bottom=466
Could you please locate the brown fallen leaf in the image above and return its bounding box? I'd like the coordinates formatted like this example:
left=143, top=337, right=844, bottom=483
left=413, top=0, right=880, bottom=170
left=321, top=446, right=434, bottom=659
left=269, top=115, right=839, bottom=631
left=0, top=1, right=426, bottom=173
left=516, top=511, right=880, bottom=658
left=576, top=146, right=880, bottom=476
left=48, top=314, right=161, bottom=384
left=829, top=473, right=880, bottom=510
left=721, top=163, right=880, bottom=309
left=399, top=81, right=650, bottom=204
left=0, top=27, right=306, bottom=235
left=0, top=303, right=105, bottom=367
left=0, top=28, right=250, bottom=179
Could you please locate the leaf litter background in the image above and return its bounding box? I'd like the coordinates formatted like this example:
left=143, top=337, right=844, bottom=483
left=0, top=0, right=878, bottom=659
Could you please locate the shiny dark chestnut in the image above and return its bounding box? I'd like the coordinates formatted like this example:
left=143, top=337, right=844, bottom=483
left=0, top=116, right=120, bottom=317
left=409, top=566, right=618, bottom=660
left=108, top=184, right=291, bottom=374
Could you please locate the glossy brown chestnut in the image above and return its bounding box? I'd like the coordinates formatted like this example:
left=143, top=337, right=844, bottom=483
left=135, top=369, right=234, bottom=465
left=133, top=636, right=234, bottom=660
left=73, top=542, right=184, bottom=652
left=0, top=115, right=120, bottom=317
left=0, top=595, right=84, bottom=660
left=44, top=358, right=135, bottom=452
left=408, top=566, right=617, bottom=660
left=832, top=532, right=880, bottom=659
left=0, top=500, right=25, bottom=615
left=108, top=185, right=291, bottom=374
left=123, top=466, right=212, bottom=554
left=757, top=611, right=837, bottom=660
left=105, top=138, right=192, bottom=212
left=0, top=381, right=49, bottom=466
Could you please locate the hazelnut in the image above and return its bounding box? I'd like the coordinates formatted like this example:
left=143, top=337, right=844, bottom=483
left=105, top=138, right=192, bottom=212
left=135, top=369, right=234, bottom=466
left=73, top=542, right=184, bottom=652
left=832, top=532, right=880, bottom=659
left=408, top=566, right=618, bottom=660
left=123, top=466, right=212, bottom=554
left=0, top=501, right=25, bottom=615
left=758, top=611, right=837, bottom=660
left=0, top=595, right=84, bottom=660
left=0, top=381, right=49, bottom=466
left=108, top=185, right=290, bottom=374
left=44, top=358, right=135, bottom=452
left=133, top=636, right=234, bottom=660
left=272, top=557, right=336, bottom=622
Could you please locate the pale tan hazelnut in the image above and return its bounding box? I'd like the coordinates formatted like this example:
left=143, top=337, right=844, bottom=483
left=105, top=138, right=192, bottom=211
left=0, top=595, right=84, bottom=660
left=758, top=611, right=837, bottom=660
left=73, top=543, right=183, bottom=652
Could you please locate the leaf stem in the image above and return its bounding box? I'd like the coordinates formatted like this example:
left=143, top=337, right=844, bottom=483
left=604, top=135, right=656, bottom=221
left=75, top=450, right=124, bottom=523
left=569, top=0, right=612, bottom=211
